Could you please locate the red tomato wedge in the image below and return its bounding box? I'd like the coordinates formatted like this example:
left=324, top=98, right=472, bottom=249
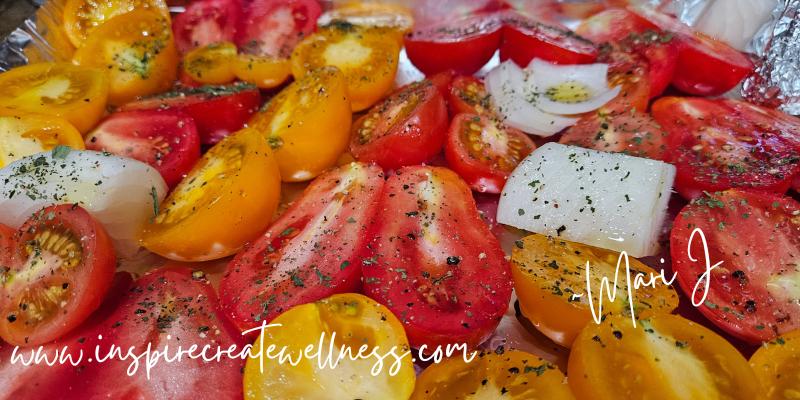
left=349, top=79, right=448, bottom=171
left=119, top=83, right=260, bottom=145
left=0, top=205, right=116, bottom=347
left=362, top=166, right=514, bottom=350
left=671, top=190, right=800, bottom=344
left=235, top=0, right=321, bottom=57
left=445, top=113, right=536, bottom=193
left=220, top=162, right=385, bottom=334
left=405, top=13, right=503, bottom=75
left=500, top=12, right=598, bottom=67
left=85, top=110, right=201, bottom=189
left=447, top=75, right=493, bottom=117
left=652, top=97, right=800, bottom=200
left=173, top=0, right=242, bottom=56
left=560, top=110, right=671, bottom=160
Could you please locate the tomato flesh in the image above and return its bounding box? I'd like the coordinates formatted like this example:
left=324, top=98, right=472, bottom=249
left=0, top=113, right=86, bottom=168
left=447, top=75, right=493, bottom=117
left=750, top=330, right=800, bottom=399
left=560, top=110, right=671, bottom=160
left=500, top=12, right=598, bottom=67
left=236, top=0, right=321, bottom=58
left=173, top=0, right=242, bottom=56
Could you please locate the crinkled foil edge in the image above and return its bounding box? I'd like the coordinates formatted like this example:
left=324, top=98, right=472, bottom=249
left=0, top=0, right=74, bottom=72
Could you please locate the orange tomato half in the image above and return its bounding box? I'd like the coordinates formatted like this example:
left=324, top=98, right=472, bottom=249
left=231, top=54, right=292, bottom=89
left=181, top=42, right=237, bottom=85
left=63, top=0, right=170, bottom=48
left=750, top=329, right=800, bottom=399
left=0, top=113, right=85, bottom=168
left=318, top=3, right=415, bottom=46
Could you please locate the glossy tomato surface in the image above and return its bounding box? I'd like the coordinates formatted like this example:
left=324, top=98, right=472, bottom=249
left=447, top=75, right=493, bottom=117
left=500, top=12, right=598, bottom=67
left=63, top=0, right=169, bottom=48
left=0, top=113, right=85, bottom=168
left=236, top=0, right=321, bottom=57
left=560, top=110, right=671, bottom=160
left=173, top=0, right=242, bottom=56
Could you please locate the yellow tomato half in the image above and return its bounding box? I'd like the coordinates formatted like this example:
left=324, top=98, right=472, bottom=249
left=569, top=314, right=766, bottom=400
left=73, top=10, right=178, bottom=106
left=318, top=3, right=415, bottom=46
left=291, top=24, right=399, bottom=112
left=243, top=293, right=415, bottom=400
left=410, top=350, right=575, bottom=399
left=141, top=128, right=281, bottom=261
left=63, top=0, right=170, bottom=48
left=0, top=113, right=85, bottom=168
left=249, top=66, right=351, bottom=182
left=231, top=54, right=291, bottom=89
left=750, top=329, right=800, bottom=399
left=511, top=234, right=678, bottom=348
left=0, top=62, right=108, bottom=134
left=182, top=42, right=237, bottom=85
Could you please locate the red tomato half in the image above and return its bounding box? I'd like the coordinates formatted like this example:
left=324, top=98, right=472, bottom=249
left=235, top=0, right=321, bottom=57
left=85, top=110, right=201, bottom=189
left=173, top=0, right=242, bottom=56
left=119, top=83, right=260, bottom=145
left=405, top=13, right=503, bottom=75
left=0, top=223, right=15, bottom=275
left=445, top=113, right=536, bottom=193
left=500, top=12, right=598, bottom=67
left=0, top=205, right=116, bottom=346
left=362, top=166, right=514, bottom=350
left=672, top=190, right=800, bottom=344
left=652, top=97, right=800, bottom=200
left=560, top=110, right=671, bottom=160
left=349, top=79, right=448, bottom=171
left=220, top=162, right=385, bottom=333
left=447, top=75, right=493, bottom=117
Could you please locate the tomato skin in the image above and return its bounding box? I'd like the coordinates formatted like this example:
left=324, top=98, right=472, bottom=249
left=220, top=162, right=385, bottom=334
left=173, top=0, right=242, bottom=56
left=447, top=75, right=493, bottom=117
left=84, top=110, right=201, bottom=189
left=560, top=110, right=671, bottom=160
left=349, top=82, right=448, bottom=171
left=362, top=166, right=514, bottom=350
left=0, top=204, right=116, bottom=347
left=500, top=13, right=598, bottom=67
left=749, top=330, right=800, bottom=399
left=445, top=113, right=536, bottom=193
left=119, top=83, right=261, bottom=145
left=63, top=0, right=170, bottom=48
left=236, top=0, right=321, bottom=57
left=404, top=14, right=503, bottom=75
left=671, top=190, right=800, bottom=344
left=0, top=223, right=16, bottom=272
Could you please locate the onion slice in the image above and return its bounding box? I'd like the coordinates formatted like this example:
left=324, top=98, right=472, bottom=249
left=525, top=58, right=622, bottom=115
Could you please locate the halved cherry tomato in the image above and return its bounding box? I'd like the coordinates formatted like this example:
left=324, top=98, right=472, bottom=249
left=569, top=314, right=766, bottom=399
left=574, top=7, right=656, bottom=44
left=318, top=2, right=414, bottom=46
left=411, top=350, right=575, bottom=399
left=750, top=329, right=800, bottom=399
left=349, top=79, right=448, bottom=171
left=120, top=83, right=260, bottom=145
left=445, top=113, right=536, bottom=193
left=173, top=0, right=242, bottom=56
left=595, top=61, right=651, bottom=114
left=652, top=97, right=800, bottom=199
left=511, top=234, right=678, bottom=348
left=0, top=113, right=85, bottom=168
left=405, top=13, right=503, bottom=75
left=0, top=223, right=16, bottom=274
left=292, top=23, right=400, bottom=112
left=560, top=110, right=671, bottom=160
left=500, top=13, right=598, bottom=67
left=181, top=42, right=237, bottom=85
left=0, top=204, right=116, bottom=346
left=84, top=110, right=200, bottom=189
left=243, top=293, right=415, bottom=399
left=220, top=162, right=384, bottom=333
left=362, top=166, right=514, bottom=350
left=672, top=190, right=800, bottom=344
left=236, top=0, right=321, bottom=58
left=141, top=128, right=281, bottom=261
left=63, top=0, right=169, bottom=48
left=447, top=75, right=493, bottom=117
left=231, top=53, right=292, bottom=89
left=249, top=67, right=351, bottom=181
left=73, top=10, right=179, bottom=106
left=0, top=62, right=108, bottom=134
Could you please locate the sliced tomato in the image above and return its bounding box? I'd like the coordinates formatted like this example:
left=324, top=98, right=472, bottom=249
left=220, top=162, right=385, bottom=333
left=119, top=83, right=260, bottom=145
left=362, top=166, right=514, bottom=350
left=652, top=97, right=800, bottom=200
left=750, top=329, right=800, bottom=398
left=0, top=204, right=116, bottom=346
left=500, top=12, right=598, bottom=67
left=405, top=13, right=503, bottom=75
left=574, top=7, right=657, bottom=44
left=595, top=60, right=651, bottom=114
left=0, top=223, right=16, bottom=274
left=173, top=0, right=242, bottom=56
left=317, top=2, right=415, bottom=46
left=672, top=190, right=800, bottom=344
left=349, top=80, right=448, bottom=171
left=181, top=42, right=237, bottom=85
left=84, top=110, right=200, bottom=189
left=0, top=113, right=86, bottom=168
left=63, top=0, right=170, bottom=48
left=447, top=75, right=493, bottom=117
left=445, top=113, right=536, bottom=193
left=236, top=0, right=321, bottom=58
left=230, top=53, right=292, bottom=89
left=560, top=110, right=671, bottom=160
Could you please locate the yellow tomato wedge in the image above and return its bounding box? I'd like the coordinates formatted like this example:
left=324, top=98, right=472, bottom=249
left=231, top=54, right=292, bottom=89
left=0, top=113, right=85, bottom=168
left=244, top=293, right=415, bottom=400
left=569, top=314, right=766, bottom=400
left=73, top=10, right=178, bottom=106
left=291, top=23, right=399, bottom=112
left=182, top=42, right=237, bottom=85
left=63, top=0, right=170, bottom=48
left=511, top=234, right=678, bottom=348
left=318, top=3, right=415, bottom=46
left=410, top=350, right=575, bottom=399
left=750, top=329, right=800, bottom=399
left=141, top=128, right=281, bottom=261
left=249, top=66, right=351, bottom=182
left=0, top=62, right=108, bottom=134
